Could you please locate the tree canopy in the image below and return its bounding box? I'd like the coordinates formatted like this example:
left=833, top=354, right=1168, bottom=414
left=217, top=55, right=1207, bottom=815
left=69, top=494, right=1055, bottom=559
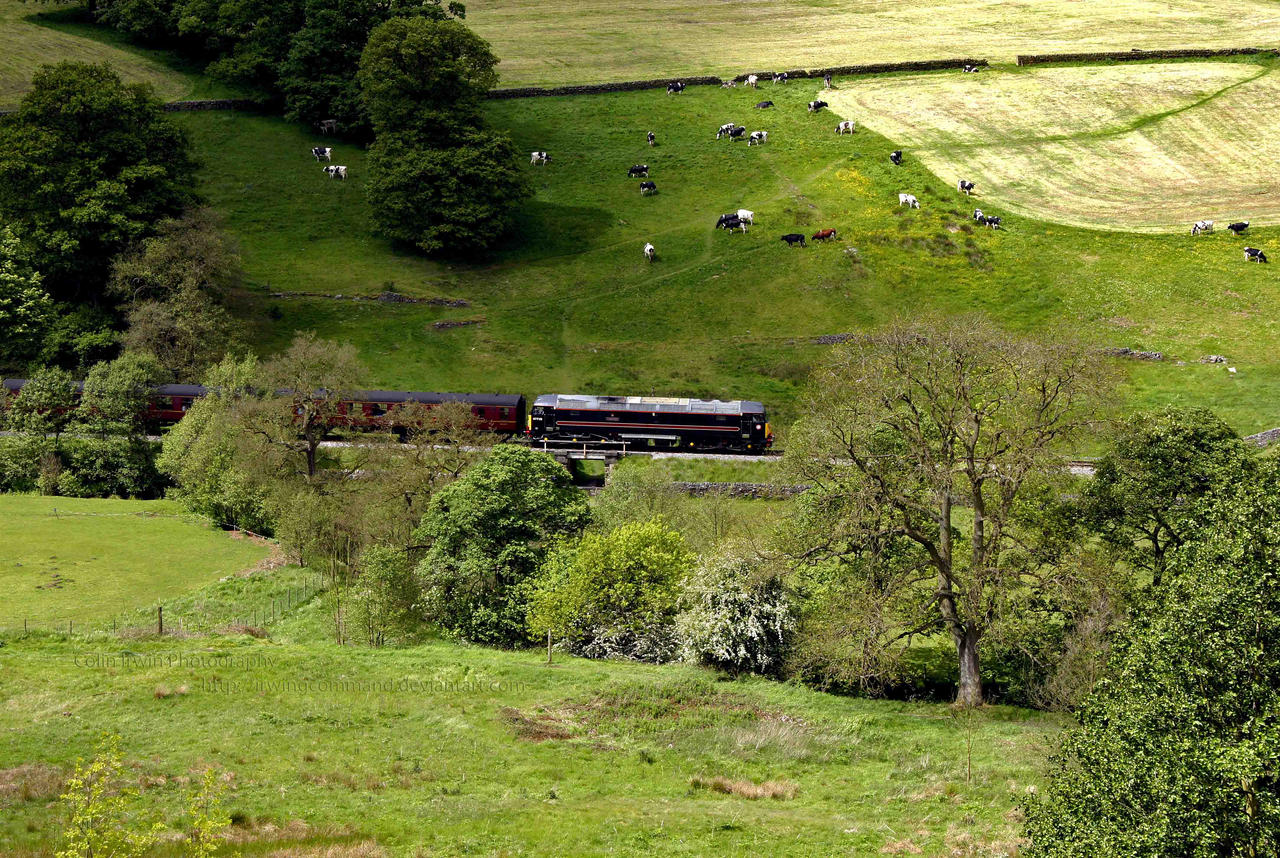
left=0, top=62, right=196, bottom=298
left=1024, top=460, right=1280, bottom=857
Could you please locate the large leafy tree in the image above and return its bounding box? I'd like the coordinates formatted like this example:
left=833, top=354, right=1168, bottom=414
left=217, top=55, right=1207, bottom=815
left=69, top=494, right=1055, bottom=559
left=0, top=226, right=53, bottom=369
left=358, top=15, right=493, bottom=143
left=414, top=445, right=590, bottom=646
left=1083, top=406, right=1254, bottom=587
left=0, top=62, right=197, bottom=298
left=785, top=317, right=1106, bottom=706
left=1023, top=461, right=1280, bottom=857
left=364, top=131, right=529, bottom=255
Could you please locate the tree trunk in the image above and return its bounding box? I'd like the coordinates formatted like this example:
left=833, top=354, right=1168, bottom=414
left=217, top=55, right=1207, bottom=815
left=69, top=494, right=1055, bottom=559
left=956, top=627, right=983, bottom=707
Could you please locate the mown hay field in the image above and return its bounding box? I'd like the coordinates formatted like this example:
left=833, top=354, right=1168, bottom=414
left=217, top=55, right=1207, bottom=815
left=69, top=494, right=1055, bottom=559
left=0, top=494, right=270, bottom=630
left=827, top=59, right=1280, bottom=231
left=465, top=0, right=1280, bottom=87
left=0, top=0, right=227, bottom=106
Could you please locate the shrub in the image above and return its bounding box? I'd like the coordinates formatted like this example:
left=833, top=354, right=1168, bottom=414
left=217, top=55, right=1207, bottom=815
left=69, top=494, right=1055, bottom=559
left=676, top=551, right=795, bottom=676
left=527, top=518, right=693, bottom=662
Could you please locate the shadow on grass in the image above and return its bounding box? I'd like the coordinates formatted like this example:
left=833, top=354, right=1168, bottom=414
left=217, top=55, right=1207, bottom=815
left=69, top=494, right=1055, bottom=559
left=496, top=199, right=615, bottom=263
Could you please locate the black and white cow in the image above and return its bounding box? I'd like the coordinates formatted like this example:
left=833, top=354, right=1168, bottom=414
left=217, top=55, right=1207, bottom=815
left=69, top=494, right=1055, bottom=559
left=1191, top=219, right=1214, bottom=235
left=667, top=81, right=685, bottom=95
left=643, top=242, right=656, bottom=262
left=716, top=213, right=748, bottom=233
left=898, top=193, right=919, bottom=209
left=979, top=215, right=1002, bottom=229
left=889, top=150, right=903, bottom=166
left=647, top=131, right=656, bottom=147
left=973, top=209, right=985, bottom=221
left=728, top=125, right=747, bottom=140
left=639, top=181, right=657, bottom=195
left=958, top=180, right=975, bottom=195
left=773, top=72, right=788, bottom=84
left=747, top=131, right=768, bottom=146
left=1228, top=221, right=1250, bottom=235
left=531, top=151, right=551, bottom=165
left=835, top=120, right=856, bottom=135
left=323, top=165, right=347, bottom=180
left=716, top=122, right=737, bottom=139
left=1245, top=247, right=1268, bottom=263
left=311, top=146, right=332, bottom=162
left=628, top=164, right=649, bottom=178
left=962, top=64, right=982, bottom=73
left=755, top=101, right=774, bottom=109
left=781, top=233, right=806, bottom=247
left=823, top=73, right=833, bottom=89
left=808, top=100, right=828, bottom=113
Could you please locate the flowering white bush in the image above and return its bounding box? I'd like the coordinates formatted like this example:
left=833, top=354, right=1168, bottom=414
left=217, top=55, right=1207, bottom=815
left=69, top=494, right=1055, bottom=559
left=677, top=552, right=794, bottom=676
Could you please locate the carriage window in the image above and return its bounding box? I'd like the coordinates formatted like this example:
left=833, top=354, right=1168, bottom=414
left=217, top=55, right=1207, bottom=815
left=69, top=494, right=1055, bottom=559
left=369, top=403, right=386, bottom=416
left=499, top=407, right=510, bottom=418
left=155, top=396, right=173, bottom=408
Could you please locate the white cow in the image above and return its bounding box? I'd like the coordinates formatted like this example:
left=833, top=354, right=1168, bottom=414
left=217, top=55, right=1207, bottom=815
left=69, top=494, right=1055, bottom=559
left=835, top=120, right=856, bottom=135
left=643, top=242, right=656, bottom=262
left=1191, top=219, right=1214, bottom=235
left=530, top=151, right=551, bottom=165
left=736, top=209, right=754, bottom=225
left=899, top=193, right=919, bottom=208
left=746, top=74, right=759, bottom=88
left=323, top=165, right=347, bottom=180
left=747, top=130, right=768, bottom=146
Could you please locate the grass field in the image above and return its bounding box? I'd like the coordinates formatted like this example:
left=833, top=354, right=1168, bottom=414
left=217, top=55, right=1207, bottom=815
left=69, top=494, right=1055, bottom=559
left=828, top=58, right=1280, bottom=231
left=464, top=0, right=1280, bottom=87
left=0, top=620, right=1058, bottom=855
left=184, top=82, right=1280, bottom=434
left=0, top=494, right=270, bottom=630
left=0, top=0, right=232, bottom=106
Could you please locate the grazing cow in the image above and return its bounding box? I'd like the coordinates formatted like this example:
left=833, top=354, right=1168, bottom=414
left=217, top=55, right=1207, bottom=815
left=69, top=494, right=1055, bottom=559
left=980, top=215, right=1002, bottom=229
left=1245, top=247, right=1268, bottom=263
left=973, top=208, right=985, bottom=221
left=736, top=209, right=754, bottom=225
left=1191, top=219, right=1214, bottom=235
left=1228, top=221, right=1250, bottom=235
left=748, top=131, right=768, bottom=146
left=639, top=181, right=657, bottom=195
left=823, top=73, right=833, bottom=89
left=323, top=165, right=347, bottom=180
left=716, top=214, right=748, bottom=233
left=720, top=80, right=737, bottom=89
left=747, top=74, right=759, bottom=88
left=728, top=126, right=747, bottom=140
left=812, top=228, right=838, bottom=242
left=958, top=179, right=975, bottom=195
left=890, top=150, right=903, bottom=166
left=835, top=120, right=856, bottom=135
left=318, top=118, right=338, bottom=135
left=962, top=64, right=982, bottom=73
left=628, top=164, right=649, bottom=178
left=755, top=101, right=774, bottom=109
left=643, top=242, right=656, bottom=262
left=773, top=72, right=788, bottom=84
left=717, top=122, right=737, bottom=139
left=781, top=233, right=806, bottom=247
left=667, top=81, right=685, bottom=95
left=311, top=146, right=332, bottom=162
left=899, top=193, right=919, bottom=209
left=531, top=151, right=551, bottom=165
left=647, top=131, right=656, bottom=146
left=808, top=100, right=828, bottom=113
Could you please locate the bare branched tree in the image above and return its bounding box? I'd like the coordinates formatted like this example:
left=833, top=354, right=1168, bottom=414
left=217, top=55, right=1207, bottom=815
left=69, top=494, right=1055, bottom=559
left=785, top=317, right=1108, bottom=706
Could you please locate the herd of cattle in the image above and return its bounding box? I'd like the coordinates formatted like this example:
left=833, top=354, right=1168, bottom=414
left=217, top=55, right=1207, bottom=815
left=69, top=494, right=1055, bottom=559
left=305, top=72, right=1267, bottom=267
left=1191, top=220, right=1266, bottom=262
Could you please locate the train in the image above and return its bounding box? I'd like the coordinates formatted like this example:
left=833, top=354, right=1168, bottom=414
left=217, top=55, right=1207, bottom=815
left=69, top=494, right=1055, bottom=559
left=2, top=380, right=773, bottom=454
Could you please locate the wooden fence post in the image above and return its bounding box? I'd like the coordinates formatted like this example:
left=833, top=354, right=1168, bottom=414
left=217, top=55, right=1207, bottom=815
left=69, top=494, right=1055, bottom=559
left=158, top=606, right=164, bottom=635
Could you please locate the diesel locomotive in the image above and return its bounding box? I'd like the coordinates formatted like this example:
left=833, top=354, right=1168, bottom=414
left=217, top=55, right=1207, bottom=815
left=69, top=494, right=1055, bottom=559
left=526, top=394, right=772, bottom=453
